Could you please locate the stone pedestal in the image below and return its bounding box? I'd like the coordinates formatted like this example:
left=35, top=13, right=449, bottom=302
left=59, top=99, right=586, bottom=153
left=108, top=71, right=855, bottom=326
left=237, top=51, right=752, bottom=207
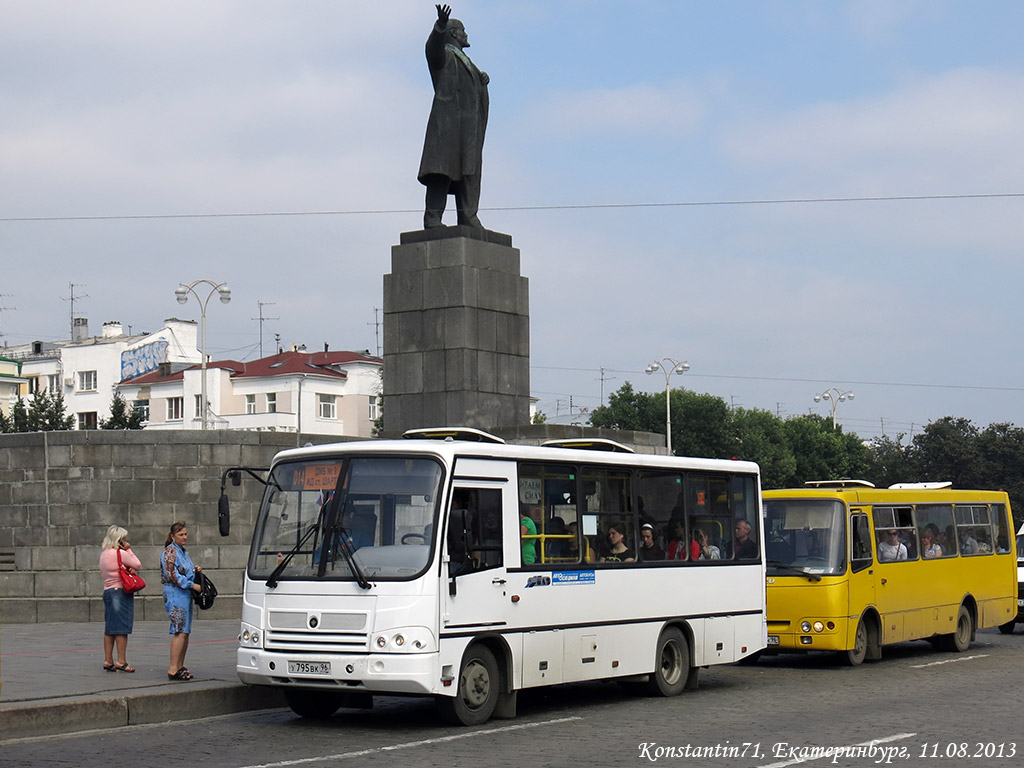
left=383, top=226, right=530, bottom=434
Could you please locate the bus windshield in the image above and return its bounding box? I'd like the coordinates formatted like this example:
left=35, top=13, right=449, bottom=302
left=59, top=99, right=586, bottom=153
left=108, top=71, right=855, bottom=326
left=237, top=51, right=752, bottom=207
left=764, top=499, right=847, bottom=576
left=249, top=455, right=443, bottom=582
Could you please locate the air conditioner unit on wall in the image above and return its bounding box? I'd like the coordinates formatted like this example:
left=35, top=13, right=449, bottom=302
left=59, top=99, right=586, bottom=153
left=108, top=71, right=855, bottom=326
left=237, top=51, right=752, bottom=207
left=64, top=378, right=74, bottom=388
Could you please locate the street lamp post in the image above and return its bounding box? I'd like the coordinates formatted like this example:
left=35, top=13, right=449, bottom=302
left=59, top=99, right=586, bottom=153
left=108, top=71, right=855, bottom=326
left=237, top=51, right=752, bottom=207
left=813, top=387, right=854, bottom=430
left=175, top=279, right=231, bottom=430
left=645, top=358, right=690, bottom=454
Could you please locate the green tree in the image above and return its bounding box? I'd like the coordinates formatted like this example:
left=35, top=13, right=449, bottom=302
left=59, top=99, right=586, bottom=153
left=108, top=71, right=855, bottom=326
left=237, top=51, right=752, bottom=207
left=100, top=392, right=145, bottom=429
left=589, top=381, right=659, bottom=433
left=532, top=409, right=548, bottom=425
left=0, top=407, right=10, bottom=432
left=911, top=416, right=985, bottom=488
left=863, top=433, right=914, bottom=488
left=2, top=390, right=74, bottom=433
left=730, top=407, right=797, bottom=489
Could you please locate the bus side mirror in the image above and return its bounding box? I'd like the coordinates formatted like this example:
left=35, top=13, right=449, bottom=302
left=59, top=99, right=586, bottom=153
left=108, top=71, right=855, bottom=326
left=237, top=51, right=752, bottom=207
left=218, top=494, right=230, bottom=537
left=230, top=469, right=242, bottom=486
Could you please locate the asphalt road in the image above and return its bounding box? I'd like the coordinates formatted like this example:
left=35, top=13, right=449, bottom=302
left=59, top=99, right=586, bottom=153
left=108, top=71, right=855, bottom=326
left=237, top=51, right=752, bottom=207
left=4, top=627, right=1022, bottom=768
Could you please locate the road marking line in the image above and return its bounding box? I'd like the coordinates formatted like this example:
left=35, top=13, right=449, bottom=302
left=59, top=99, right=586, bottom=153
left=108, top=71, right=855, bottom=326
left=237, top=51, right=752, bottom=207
left=761, top=732, right=916, bottom=768
left=911, top=653, right=988, bottom=668
left=236, top=715, right=582, bottom=768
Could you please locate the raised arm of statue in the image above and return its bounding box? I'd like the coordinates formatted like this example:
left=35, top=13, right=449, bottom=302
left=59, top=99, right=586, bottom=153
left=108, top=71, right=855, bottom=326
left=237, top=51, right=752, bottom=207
left=436, top=4, right=451, bottom=27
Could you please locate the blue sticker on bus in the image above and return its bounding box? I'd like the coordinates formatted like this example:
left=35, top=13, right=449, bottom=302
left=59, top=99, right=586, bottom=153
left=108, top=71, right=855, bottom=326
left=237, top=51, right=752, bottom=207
left=552, top=571, right=595, bottom=585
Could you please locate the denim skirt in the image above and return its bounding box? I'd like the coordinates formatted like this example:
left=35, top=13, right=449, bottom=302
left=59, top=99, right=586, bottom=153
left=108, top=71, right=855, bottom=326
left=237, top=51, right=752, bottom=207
left=103, top=588, right=135, bottom=635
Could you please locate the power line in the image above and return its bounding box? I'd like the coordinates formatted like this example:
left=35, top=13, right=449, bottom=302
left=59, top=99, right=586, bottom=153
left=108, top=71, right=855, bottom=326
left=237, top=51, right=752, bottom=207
left=2, top=192, right=1022, bottom=223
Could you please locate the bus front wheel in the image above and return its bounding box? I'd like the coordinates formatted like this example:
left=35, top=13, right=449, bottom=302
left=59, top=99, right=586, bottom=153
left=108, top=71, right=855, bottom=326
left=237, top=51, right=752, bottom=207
left=284, top=689, right=342, bottom=720
left=942, top=604, right=973, bottom=652
left=843, top=619, right=869, bottom=666
left=437, top=645, right=500, bottom=726
left=645, top=627, right=689, bottom=696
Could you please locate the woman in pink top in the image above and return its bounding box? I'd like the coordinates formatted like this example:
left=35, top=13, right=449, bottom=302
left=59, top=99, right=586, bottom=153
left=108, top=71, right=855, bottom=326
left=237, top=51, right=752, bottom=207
left=99, top=525, right=142, bottom=672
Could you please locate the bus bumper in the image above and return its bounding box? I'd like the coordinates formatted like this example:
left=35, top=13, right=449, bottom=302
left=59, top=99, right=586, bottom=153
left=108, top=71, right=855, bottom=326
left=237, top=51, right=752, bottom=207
left=766, top=617, right=849, bottom=652
left=236, top=648, right=438, bottom=695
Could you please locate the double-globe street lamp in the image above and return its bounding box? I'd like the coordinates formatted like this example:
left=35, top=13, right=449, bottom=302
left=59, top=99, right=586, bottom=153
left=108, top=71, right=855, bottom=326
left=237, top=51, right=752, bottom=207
left=645, top=358, right=690, bottom=454
left=175, top=279, right=231, bottom=430
left=814, top=387, right=854, bottom=430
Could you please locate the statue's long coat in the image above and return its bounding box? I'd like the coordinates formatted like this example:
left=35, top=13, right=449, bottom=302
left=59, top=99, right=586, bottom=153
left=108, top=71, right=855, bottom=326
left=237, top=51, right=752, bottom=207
left=417, top=22, right=488, bottom=187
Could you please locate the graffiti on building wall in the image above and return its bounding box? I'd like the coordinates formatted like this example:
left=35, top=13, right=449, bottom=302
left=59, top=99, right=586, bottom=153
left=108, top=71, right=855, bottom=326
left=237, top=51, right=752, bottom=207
left=121, top=340, right=168, bottom=380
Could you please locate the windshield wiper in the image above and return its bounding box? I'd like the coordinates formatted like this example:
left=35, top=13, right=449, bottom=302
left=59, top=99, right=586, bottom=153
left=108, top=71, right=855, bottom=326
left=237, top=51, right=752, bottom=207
left=767, top=560, right=823, bottom=582
left=324, top=522, right=374, bottom=590
left=265, top=523, right=321, bottom=588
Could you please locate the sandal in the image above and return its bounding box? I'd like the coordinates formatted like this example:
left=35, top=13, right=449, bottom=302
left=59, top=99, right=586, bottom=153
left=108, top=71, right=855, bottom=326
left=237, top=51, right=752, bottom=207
left=114, top=663, right=136, bottom=673
left=167, top=668, right=194, bottom=681
left=103, top=662, right=116, bottom=672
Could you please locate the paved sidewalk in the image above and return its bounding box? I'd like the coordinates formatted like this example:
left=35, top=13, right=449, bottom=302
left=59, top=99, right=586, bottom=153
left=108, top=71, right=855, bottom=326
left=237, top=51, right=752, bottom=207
left=0, top=619, right=284, bottom=741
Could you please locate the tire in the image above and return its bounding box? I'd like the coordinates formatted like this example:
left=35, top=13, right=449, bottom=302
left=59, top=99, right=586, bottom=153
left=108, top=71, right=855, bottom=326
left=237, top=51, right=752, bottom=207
left=843, top=619, right=868, bottom=666
left=437, top=645, right=500, bottom=726
left=645, top=627, right=689, bottom=696
left=942, top=604, right=973, bottom=652
left=284, top=689, right=342, bottom=719
left=998, top=620, right=1015, bottom=635
left=737, top=650, right=762, bottom=665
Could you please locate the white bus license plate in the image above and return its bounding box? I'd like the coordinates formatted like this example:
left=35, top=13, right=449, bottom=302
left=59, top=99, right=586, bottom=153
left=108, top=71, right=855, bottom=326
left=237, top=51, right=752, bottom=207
left=767, top=635, right=780, bottom=646
left=1018, top=599, right=1024, bottom=607
left=288, top=661, right=331, bottom=676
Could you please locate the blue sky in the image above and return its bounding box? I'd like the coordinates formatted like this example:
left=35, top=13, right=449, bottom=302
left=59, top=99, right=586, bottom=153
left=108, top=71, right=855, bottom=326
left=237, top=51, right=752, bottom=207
left=2, top=1, right=1024, bottom=441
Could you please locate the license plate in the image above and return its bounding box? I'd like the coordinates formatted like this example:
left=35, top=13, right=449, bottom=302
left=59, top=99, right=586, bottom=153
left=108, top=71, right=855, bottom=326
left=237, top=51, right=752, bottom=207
left=1018, top=599, right=1024, bottom=607
left=288, top=661, right=331, bottom=676
left=767, top=635, right=780, bottom=646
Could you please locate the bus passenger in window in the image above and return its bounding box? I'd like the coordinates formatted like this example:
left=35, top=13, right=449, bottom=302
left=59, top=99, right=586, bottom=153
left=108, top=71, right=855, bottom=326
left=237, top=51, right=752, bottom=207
left=565, top=521, right=594, bottom=562
left=638, top=523, right=665, bottom=561
left=878, top=530, right=908, bottom=562
left=960, top=528, right=979, bottom=555
left=520, top=508, right=539, bottom=565
left=733, top=520, right=757, bottom=559
left=692, top=528, right=721, bottom=560
left=666, top=518, right=687, bottom=560
left=601, top=523, right=635, bottom=563
left=920, top=525, right=943, bottom=558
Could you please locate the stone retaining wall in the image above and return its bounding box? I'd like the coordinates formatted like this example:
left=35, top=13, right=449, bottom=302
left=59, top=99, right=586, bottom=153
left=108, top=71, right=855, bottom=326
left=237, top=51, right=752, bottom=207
left=0, top=430, right=351, bottom=623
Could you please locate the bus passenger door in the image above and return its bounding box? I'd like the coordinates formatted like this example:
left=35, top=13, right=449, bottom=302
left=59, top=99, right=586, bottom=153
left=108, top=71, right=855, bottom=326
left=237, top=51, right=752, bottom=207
left=847, top=512, right=877, bottom=641
left=442, top=468, right=517, bottom=634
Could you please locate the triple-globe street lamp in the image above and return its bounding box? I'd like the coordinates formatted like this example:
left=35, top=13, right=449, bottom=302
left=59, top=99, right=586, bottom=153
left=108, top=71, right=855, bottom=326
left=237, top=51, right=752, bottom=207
left=645, top=358, right=690, bottom=454
left=814, top=387, right=854, bottom=430
left=175, top=279, right=231, bottom=430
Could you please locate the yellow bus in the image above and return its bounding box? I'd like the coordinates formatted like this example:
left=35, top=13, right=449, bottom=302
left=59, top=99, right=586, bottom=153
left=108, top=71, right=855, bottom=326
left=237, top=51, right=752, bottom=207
left=763, top=480, right=1017, bottom=665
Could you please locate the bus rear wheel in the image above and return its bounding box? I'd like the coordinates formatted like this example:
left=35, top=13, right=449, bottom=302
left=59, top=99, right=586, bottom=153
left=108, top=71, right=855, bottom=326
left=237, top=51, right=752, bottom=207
left=998, top=620, right=1015, bottom=635
left=942, top=604, right=973, bottom=652
left=284, top=689, right=342, bottom=719
left=645, top=627, right=689, bottom=696
left=437, top=645, right=499, bottom=726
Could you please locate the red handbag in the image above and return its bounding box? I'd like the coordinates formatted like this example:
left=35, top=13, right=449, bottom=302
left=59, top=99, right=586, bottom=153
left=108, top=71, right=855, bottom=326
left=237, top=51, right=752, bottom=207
left=117, top=549, right=146, bottom=594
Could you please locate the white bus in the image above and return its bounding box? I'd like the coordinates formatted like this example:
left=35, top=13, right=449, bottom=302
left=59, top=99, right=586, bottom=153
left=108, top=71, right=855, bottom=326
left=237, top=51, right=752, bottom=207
left=220, top=428, right=766, bottom=725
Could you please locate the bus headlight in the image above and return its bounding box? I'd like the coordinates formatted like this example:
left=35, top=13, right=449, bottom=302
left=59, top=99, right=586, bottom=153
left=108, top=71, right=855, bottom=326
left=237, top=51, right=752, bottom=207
left=812, top=621, right=824, bottom=633
left=239, top=622, right=263, bottom=647
left=801, top=621, right=812, bottom=633
left=371, top=627, right=435, bottom=653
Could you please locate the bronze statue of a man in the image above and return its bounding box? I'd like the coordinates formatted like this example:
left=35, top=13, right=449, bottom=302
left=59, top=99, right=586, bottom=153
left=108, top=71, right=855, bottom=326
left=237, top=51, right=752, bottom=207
left=418, top=4, right=490, bottom=229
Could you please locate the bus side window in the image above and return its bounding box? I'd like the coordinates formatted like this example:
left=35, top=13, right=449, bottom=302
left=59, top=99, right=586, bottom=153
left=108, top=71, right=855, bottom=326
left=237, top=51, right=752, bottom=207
left=851, top=514, right=872, bottom=572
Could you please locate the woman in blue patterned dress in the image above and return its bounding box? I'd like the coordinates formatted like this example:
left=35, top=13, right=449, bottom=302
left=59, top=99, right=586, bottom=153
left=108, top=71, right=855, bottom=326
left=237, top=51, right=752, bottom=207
left=161, top=521, right=202, bottom=680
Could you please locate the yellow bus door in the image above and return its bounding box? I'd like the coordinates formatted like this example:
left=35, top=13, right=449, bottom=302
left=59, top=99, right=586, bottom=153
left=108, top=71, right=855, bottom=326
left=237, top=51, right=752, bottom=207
left=847, top=511, right=877, bottom=645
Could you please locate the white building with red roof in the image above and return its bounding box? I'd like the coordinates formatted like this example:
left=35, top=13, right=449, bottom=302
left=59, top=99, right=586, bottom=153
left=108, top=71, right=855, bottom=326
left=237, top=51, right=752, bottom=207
left=117, top=348, right=382, bottom=437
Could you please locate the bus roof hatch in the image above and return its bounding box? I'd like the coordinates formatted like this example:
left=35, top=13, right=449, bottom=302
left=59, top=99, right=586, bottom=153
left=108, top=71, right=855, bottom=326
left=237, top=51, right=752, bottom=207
left=402, top=427, right=506, bottom=444
left=804, top=479, right=876, bottom=488
left=541, top=438, right=635, bottom=453
left=887, top=481, right=953, bottom=490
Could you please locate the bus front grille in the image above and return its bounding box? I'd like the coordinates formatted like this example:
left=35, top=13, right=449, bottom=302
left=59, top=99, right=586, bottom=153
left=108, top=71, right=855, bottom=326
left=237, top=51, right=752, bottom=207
left=265, top=630, right=369, bottom=654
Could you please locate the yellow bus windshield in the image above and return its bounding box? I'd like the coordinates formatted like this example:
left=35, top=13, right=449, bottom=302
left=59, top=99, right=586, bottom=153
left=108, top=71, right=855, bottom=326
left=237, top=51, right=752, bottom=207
left=764, top=499, right=847, bottom=576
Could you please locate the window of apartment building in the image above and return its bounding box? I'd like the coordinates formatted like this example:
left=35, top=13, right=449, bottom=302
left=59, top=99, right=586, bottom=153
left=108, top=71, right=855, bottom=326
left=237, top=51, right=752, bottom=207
left=194, top=395, right=203, bottom=419
left=318, top=393, right=337, bottom=420
left=246, top=394, right=257, bottom=415
left=78, top=371, right=97, bottom=391
left=134, top=399, right=150, bottom=422
left=48, top=374, right=60, bottom=392
left=77, top=412, right=98, bottom=430
left=266, top=392, right=277, bottom=413
left=369, top=395, right=378, bottom=420
left=27, top=376, right=39, bottom=394
left=168, top=397, right=184, bottom=421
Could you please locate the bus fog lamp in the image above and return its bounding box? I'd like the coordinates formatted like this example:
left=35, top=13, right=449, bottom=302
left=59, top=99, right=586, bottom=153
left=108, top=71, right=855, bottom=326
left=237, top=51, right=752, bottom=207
left=800, top=636, right=813, bottom=645
left=801, top=621, right=812, bottom=632
left=812, top=621, right=824, bottom=633
left=251, top=631, right=259, bottom=644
